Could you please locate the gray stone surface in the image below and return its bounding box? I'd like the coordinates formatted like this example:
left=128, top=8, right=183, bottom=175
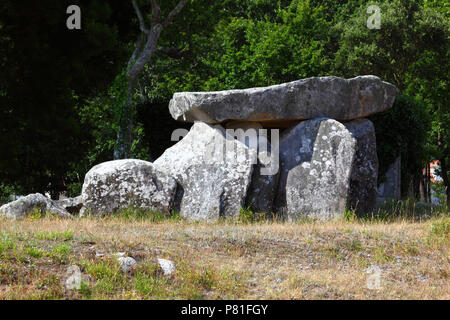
left=117, top=257, right=137, bottom=273
left=169, top=75, right=398, bottom=124
left=154, top=122, right=257, bottom=222
left=223, top=123, right=280, bottom=213
left=275, top=118, right=356, bottom=220
left=0, top=193, right=71, bottom=219
left=245, top=134, right=280, bottom=213
left=344, top=119, right=379, bottom=213
left=157, top=258, right=176, bottom=275
left=65, top=265, right=82, bottom=290
left=56, top=196, right=83, bottom=215
left=80, top=159, right=177, bottom=215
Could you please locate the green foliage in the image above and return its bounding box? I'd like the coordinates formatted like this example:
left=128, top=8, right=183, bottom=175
left=65, top=181, right=83, bottom=198
left=343, top=208, right=357, bottom=222
left=334, top=0, right=449, bottom=197
left=427, top=216, right=450, bottom=246
left=238, top=205, right=256, bottom=224
left=25, top=246, right=44, bottom=259
left=370, top=94, right=430, bottom=192
left=429, top=217, right=450, bottom=238
left=334, top=0, right=423, bottom=89
left=203, top=0, right=331, bottom=89
left=0, top=234, right=16, bottom=257
left=80, top=70, right=127, bottom=166
left=80, top=66, right=151, bottom=166
left=237, top=205, right=268, bottom=223
left=35, top=230, right=74, bottom=241
left=0, top=184, right=15, bottom=205
left=431, top=182, right=447, bottom=206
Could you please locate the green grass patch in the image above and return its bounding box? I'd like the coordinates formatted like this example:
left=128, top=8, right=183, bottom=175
left=25, top=246, right=45, bottom=259
left=91, top=207, right=182, bottom=223
left=0, top=233, right=16, bottom=256
left=35, top=230, right=74, bottom=241
left=82, top=259, right=129, bottom=297
left=427, top=217, right=450, bottom=246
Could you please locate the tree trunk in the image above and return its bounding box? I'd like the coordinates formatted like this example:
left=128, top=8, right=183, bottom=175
left=114, top=0, right=188, bottom=159
left=436, top=132, right=449, bottom=205
left=440, top=156, right=450, bottom=205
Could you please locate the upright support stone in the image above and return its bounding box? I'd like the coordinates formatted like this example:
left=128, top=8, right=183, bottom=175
left=275, top=118, right=357, bottom=220
left=344, top=119, right=379, bottom=214
left=154, top=122, right=257, bottom=221
left=244, top=130, right=280, bottom=213
left=80, top=159, right=177, bottom=215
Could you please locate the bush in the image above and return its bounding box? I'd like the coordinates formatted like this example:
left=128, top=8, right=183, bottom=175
left=370, top=94, right=431, bottom=195
left=0, top=184, right=15, bottom=205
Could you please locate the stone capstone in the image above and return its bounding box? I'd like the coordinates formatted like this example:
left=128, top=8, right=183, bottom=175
left=169, top=75, right=398, bottom=125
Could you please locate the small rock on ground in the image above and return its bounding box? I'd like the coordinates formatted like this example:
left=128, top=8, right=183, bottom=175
left=158, top=258, right=176, bottom=275
left=118, top=257, right=137, bottom=273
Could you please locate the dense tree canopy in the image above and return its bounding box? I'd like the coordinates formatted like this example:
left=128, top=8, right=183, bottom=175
left=333, top=0, right=449, bottom=198
left=0, top=0, right=134, bottom=198
left=0, top=0, right=448, bottom=202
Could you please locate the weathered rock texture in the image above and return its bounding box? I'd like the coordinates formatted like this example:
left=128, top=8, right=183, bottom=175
left=157, top=258, right=176, bottom=275
left=56, top=196, right=83, bottom=215
left=276, top=118, right=357, bottom=220
left=169, top=75, right=398, bottom=125
left=80, top=159, right=177, bottom=215
left=117, top=257, right=137, bottom=273
left=0, top=193, right=71, bottom=219
left=223, top=123, right=280, bottom=212
left=344, top=119, right=379, bottom=213
left=65, top=265, right=82, bottom=290
left=244, top=134, right=280, bottom=213
left=154, top=122, right=257, bottom=221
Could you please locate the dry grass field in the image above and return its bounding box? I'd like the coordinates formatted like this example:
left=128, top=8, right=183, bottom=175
left=0, top=205, right=448, bottom=300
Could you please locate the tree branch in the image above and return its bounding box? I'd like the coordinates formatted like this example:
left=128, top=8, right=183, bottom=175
left=149, top=0, right=161, bottom=26
left=162, top=0, right=189, bottom=28
left=132, top=0, right=149, bottom=33
left=127, top=33, right=146, bottom=68
left=127, top=26, right=163, bottom=84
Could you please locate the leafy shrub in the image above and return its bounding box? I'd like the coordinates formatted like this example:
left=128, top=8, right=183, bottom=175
left=370, top=94, right=430, bottom=195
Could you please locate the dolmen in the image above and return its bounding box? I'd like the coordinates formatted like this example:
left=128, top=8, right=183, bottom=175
left=0, top=75, right=399, bottom=222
